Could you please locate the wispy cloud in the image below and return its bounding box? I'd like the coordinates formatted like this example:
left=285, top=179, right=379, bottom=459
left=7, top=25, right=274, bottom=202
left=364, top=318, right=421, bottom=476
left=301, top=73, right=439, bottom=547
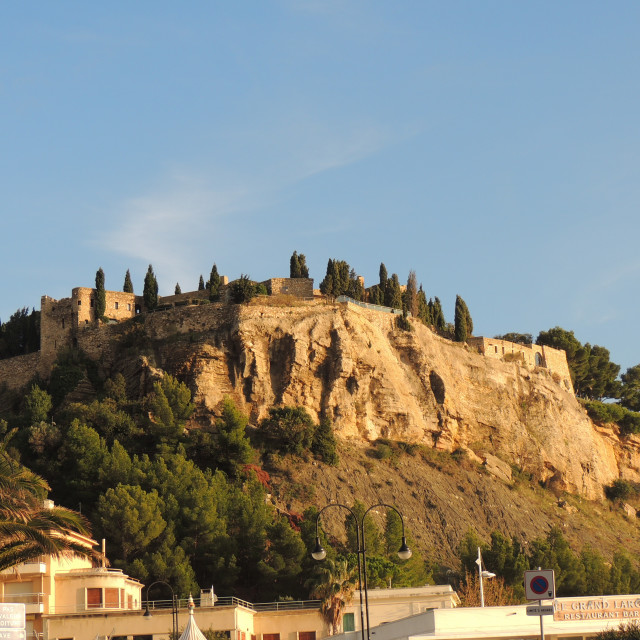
left=98, top=114, right=401, bottom=288
left=100, top=171, right=247, bottom=289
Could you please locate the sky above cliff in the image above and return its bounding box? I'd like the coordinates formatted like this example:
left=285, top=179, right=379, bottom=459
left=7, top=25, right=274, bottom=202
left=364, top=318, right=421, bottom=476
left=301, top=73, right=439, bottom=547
left=2, top=2, right=640, bottom=373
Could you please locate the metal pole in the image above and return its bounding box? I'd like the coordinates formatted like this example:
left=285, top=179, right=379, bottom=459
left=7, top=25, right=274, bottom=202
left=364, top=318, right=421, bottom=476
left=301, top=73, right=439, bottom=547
left=361, top=504, right=412, bottom=640
left=539, top=599, right=545, bottom=640
left=314, top=505, right=366, bottom=640
left=478, top=547, right=485, bottom=608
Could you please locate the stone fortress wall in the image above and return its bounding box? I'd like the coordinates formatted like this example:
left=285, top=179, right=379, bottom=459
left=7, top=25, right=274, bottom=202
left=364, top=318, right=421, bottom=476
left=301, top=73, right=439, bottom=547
left=0, top=274, right=572, bottom=398
left=468, top=336, right=574, bottom=393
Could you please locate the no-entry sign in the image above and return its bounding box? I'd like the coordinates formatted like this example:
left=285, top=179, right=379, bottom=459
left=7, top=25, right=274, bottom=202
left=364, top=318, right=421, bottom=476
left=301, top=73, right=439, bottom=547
left=524, top=570, right=555, bottom=600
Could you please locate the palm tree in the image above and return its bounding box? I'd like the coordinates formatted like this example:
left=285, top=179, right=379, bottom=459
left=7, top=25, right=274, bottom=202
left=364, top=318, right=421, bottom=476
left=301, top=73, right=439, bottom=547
left=0, top=445, right=103, bottom=571
left=307, top=559, right=357, bottom=635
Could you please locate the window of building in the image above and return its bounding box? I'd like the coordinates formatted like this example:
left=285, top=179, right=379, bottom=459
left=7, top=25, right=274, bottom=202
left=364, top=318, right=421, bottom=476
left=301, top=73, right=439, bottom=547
left=264, top=634, right=280, bottom=640
left=128, top=594, right=133, bottom=609
left=115, top=302, right=119, bottom=310
left=61, top=318, right=65, bottom=329
left=105, top=588, right=119, bottom=608
left=299, top=633, right=316, bottom=640
left=239, top=633, right=246, bottom=640
left=494, top=346, right=498, bottom=353
left=343, top=613, right=355, bottom=632
left=90, top=299, right=94, bottom=308
left=78, top=300, right=82, bottom=306
left=87, top=588, right=102, bottom=608
left=127, top=303, right=131, bottom=311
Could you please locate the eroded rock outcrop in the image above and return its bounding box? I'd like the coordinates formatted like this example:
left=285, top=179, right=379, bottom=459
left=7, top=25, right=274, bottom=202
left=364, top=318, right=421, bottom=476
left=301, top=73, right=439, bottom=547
left=158, top=300, right=624, bottom=499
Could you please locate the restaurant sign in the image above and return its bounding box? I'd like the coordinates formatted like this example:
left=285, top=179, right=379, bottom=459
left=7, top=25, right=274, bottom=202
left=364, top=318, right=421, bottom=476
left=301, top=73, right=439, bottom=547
left=556, top=596, right=640, bottom=621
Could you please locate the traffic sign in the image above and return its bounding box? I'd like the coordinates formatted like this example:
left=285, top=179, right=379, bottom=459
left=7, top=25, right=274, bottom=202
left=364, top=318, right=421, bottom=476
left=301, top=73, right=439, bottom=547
left=0, top=605, right=25, bottom=629
left=526, top=605, right=555, bottom=616
left=524, top=569, right=555, bottom=600
left=0, top=630, right=26, bottom=640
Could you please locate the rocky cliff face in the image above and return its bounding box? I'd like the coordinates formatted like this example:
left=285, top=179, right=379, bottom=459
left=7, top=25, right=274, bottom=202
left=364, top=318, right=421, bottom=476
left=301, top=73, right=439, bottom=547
left=128, top=299, right=634, bottom=500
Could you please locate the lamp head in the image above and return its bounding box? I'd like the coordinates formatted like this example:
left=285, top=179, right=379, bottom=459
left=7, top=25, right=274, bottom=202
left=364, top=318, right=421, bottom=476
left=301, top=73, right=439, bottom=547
left=481, top=571, right=496, bottom=579
left=397, top=537, right=412, bottom=560
left=311, top=537, right=327, bottom=561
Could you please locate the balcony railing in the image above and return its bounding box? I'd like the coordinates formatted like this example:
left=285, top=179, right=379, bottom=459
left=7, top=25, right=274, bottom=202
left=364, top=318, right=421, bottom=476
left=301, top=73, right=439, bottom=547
left=45, top=596, right=321, bottom=616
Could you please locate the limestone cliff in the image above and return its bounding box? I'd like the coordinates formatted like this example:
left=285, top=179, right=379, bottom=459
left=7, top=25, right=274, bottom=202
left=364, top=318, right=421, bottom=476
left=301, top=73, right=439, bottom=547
left=124, top=299, right=629, bottom=500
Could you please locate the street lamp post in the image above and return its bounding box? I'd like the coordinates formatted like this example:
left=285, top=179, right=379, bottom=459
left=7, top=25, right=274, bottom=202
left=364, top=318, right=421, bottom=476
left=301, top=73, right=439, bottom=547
left=143, top=580, right=178, bottom=639
left=311, top=503, right=412, bottom=640
left=476, top=547, right=495, bottom=607
left=312, top=504, right=367, bottom=640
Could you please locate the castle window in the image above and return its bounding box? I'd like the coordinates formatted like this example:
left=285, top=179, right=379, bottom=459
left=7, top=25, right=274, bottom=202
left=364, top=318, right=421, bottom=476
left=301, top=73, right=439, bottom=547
left=115, top=302, right=119, bottom=310
left=90, top=299, right=94, bottom=308
left=494, top=346, right=498, bottom=353
left=127, top=303, right=131, bottom=311
left=78, top=300, right=82, bottom=306
left=61, top=318, right=65, bottom=329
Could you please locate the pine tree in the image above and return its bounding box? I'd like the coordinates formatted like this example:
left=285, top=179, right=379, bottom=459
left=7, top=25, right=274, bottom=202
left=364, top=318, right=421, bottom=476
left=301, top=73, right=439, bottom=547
left=95, top=268, right=106, bottom=320
left=454, top=295, right=469, bottom=342
left=143, top=264, right=159, bottom=311
left=174, top=283, right=182, bottom=295
left=198, top=275, right=205, bottom=291
left=123, top=269, right=134, bottom=293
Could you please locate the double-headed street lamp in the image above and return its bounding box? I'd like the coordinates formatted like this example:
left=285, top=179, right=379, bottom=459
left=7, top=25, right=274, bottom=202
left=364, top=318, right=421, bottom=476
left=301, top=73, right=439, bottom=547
left=311, top=503, right=412, bottom=640
left=143, top=580, right=178, bottom=640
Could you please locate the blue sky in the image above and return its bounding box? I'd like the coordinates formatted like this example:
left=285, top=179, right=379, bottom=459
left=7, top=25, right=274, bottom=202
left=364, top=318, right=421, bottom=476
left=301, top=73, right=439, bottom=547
left=2, top=2, right=640, bottom=373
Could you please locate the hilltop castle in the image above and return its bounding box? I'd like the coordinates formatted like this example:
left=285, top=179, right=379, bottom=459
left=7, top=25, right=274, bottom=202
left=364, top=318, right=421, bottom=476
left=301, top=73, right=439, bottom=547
left=39, top=276, right=315, bottom=362
left=0, top=275, right=573, bottom=397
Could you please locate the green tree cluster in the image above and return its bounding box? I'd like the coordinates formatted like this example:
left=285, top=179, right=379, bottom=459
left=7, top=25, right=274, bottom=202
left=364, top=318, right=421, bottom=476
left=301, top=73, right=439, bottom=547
left=320, top=260, right=363, bottom=301
left=0, top=308, right=40, bottom=360
left=229, top=275, right=267, bottom=303
left=536, top=327, right=620, bottom=400
left=258, top=407, right=339, bottom=465
left=458, top=526, right=640, bottom=600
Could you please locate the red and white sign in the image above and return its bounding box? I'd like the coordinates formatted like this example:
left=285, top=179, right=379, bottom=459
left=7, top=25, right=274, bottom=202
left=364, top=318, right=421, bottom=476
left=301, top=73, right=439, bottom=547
left=524, top=570, right=555, bottom=600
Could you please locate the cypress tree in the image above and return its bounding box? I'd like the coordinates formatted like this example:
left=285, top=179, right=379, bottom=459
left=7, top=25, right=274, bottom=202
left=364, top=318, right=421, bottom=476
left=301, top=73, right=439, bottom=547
left=320, top=259, right=335, bottom=295
left=432, top=297, right=446, bottom=331
left=454, top=295, right=469, bottom=342
left=208, top=264, right=221, bottom=301
left=175, top=283, right=182, bottom=295
left=290, top=251, right=301, bottom=278
left=404, top=270, right=419, bottom=317
left=385, top=274, right=402, bottom=309
left=143, top=264, right=159, bottom=310
left=198, top=275, right=205, bottom=291
left=417, top=285, right=429, bottom=324
left=123, top=269, right=134, bottom=293
left=298, top=253, right=309, bottom=278
left=379, top=263, right=388, bottom=301
left=95, top=268, right=106, bottom=320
